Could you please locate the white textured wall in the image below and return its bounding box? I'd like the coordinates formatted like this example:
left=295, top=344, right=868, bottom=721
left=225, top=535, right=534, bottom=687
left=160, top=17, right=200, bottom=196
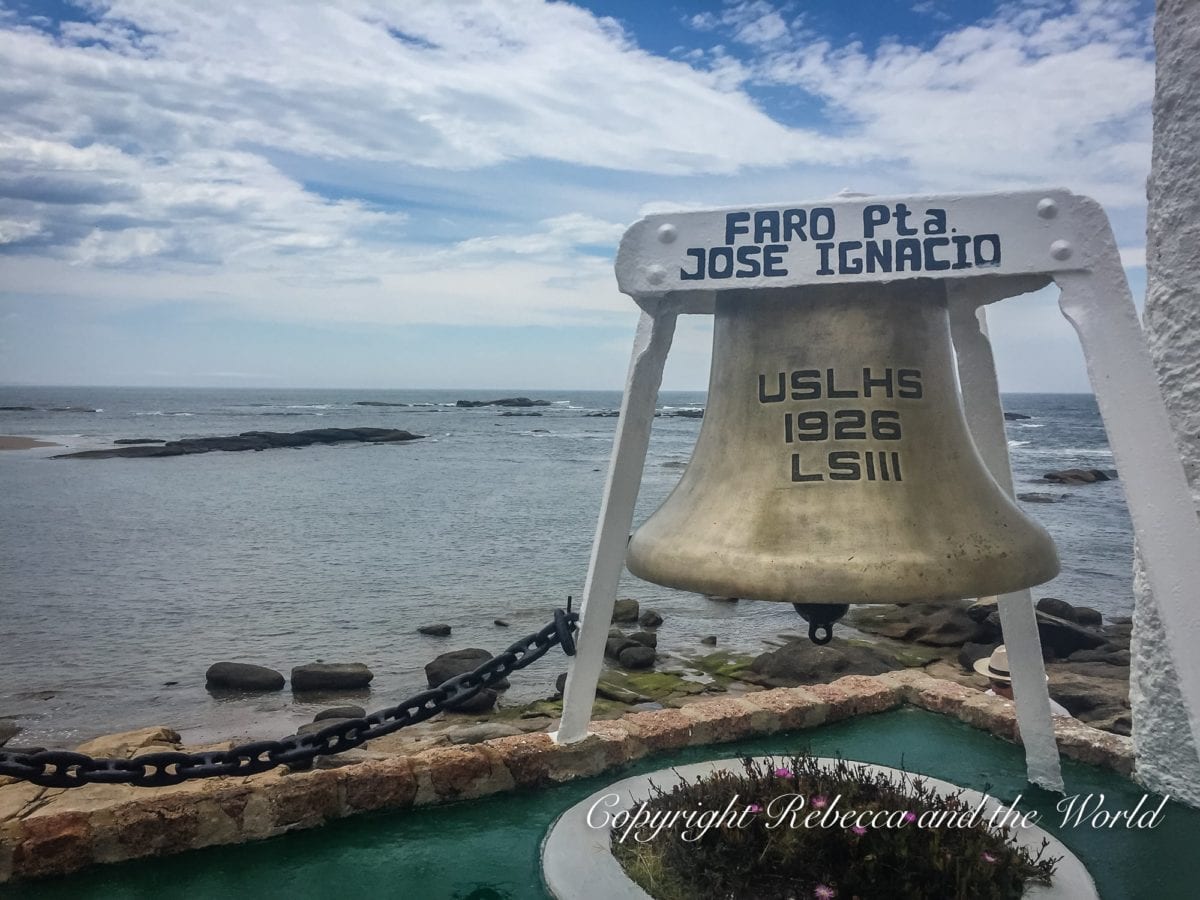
left=1132, top=0, right=1200, bottom=806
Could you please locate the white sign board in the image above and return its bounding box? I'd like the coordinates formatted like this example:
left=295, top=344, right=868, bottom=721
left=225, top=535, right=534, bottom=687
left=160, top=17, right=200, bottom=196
left=615, top=189, right=1094, bottom=307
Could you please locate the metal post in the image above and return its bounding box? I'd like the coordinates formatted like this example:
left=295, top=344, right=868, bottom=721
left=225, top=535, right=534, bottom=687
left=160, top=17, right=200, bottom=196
left=554, top=308, right=677, bottom=743
left=949, top=289, right=1064, bottom=791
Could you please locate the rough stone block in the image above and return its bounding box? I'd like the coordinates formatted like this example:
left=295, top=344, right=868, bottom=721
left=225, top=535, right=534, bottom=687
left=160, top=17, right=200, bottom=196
left=807, top=675, right=903, bottom=720
left=12, top=811, right=93, bottom=879
left=740, top=687, right=829, bottom=731
left=411, top=745, right=514, bottom=804
left=342, top=758, right=418, bottom=813
left=621, top=709, right=694, bottom=751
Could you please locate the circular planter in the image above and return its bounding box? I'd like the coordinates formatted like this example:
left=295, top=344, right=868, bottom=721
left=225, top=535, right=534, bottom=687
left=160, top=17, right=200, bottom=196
left=542, top=757, right=1097, bottom=899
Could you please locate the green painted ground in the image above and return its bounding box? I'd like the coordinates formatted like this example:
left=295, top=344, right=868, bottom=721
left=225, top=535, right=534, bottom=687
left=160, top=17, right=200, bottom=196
left=9, top=708, right=1197, bottom=899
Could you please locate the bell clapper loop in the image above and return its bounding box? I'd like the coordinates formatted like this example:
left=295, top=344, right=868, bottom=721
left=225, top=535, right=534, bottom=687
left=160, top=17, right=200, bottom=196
left=792, top=603, right=850, bottom=646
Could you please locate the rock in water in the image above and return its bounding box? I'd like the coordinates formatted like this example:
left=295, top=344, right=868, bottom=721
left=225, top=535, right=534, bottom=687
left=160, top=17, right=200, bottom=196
left=424, top=649, right=510, bottom=690
left=418, top=624, right=451, bottom=636
left=628, top=631, right=658, bottom=648
left=638, top=609, right=664, bottom=628
left=314, top=705, right=366, bottom=722
left=206, top=661, right=285, bottom=691
left=1003, top=412, right=1032, bottom=420
left=1042, top=468, right=1112, bottom=484
left=612, top=598, right=640, bottom=623
left=701, top=635, right=718, bottom=646
left=0, top=721, right=20, bottom=747
left=1037, top=597, right=1078, bottom=621
left=494, top=619, right=510, bottom=627
left=298, top=718, right=353, bottom=737
left=291, top=663, right=373, bottom=691
left=54, top=427, right=424, bottom=459
left=847, top=603, right=985, bottom=647
left=746, top=639, right=899, bottom=687
left=618, top=645, right=657, bottom=669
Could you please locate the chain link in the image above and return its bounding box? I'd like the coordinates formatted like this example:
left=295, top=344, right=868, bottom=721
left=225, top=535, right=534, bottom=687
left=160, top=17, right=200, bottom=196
left=0, top=608, right=577, bottom=789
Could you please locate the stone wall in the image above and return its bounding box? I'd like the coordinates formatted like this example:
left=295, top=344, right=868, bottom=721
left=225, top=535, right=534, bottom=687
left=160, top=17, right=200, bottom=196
left=1133, top=0, right=1200, bottom=807
left=0, top=671, right=1133, bottom=884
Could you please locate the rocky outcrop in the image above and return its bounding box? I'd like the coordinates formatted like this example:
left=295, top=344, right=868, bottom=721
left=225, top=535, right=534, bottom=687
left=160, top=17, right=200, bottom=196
left=1003, top=412, right=1032, bottom=420
left=353, top=401, right=409, bottom=407
left=638, top=610, right=663, bottom=628
left=314, top=706, right=366, bottom=722
left=205, top=662, right=285, bottom=691
left=54, top=428, right=424, bottom=459
left=744, top=639, right=901, bottom=687
left=611, top=598, right=640, bottom=623
left=291, top=663, right=374, bottom=691
left=1043, top=468, right=1113, bottom=484
left=455, top=398, right=551, bottom=408
left=418, top=624, right=451, bottom=637
left=847, top=603, right=985, bottom=647
left=618, top=645, right=656, bottom=669
left=113, top=438, right=166, bottom=445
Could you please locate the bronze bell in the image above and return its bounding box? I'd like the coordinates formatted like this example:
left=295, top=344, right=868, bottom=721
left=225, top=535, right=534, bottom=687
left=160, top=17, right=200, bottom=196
left=626, top=280, right=1059, bottom=639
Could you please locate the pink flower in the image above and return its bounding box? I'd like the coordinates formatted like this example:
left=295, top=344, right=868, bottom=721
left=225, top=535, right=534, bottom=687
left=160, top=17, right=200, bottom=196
left=813, top=885, right=837, bottom=900
left=811, top=794, right=829, bottom=809
left=981, top=851, right=998, bottom=864
left=851, top=825, right=868, bottom=835
left=902, top=811, right=917, bottom=824
left=774, top=767, right=794, bottom=779
left=747, top=804, right=763, bottom=814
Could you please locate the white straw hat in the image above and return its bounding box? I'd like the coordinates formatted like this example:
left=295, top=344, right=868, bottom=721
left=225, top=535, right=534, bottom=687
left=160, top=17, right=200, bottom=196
left=973, top=645, right=1011, bottom=683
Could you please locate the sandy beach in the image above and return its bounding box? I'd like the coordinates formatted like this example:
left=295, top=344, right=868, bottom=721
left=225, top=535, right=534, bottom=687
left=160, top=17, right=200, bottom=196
left=0, top=435, right=60, bottom=450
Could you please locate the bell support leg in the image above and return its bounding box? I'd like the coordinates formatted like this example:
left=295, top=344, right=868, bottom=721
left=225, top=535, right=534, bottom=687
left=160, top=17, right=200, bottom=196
left=949, top=288, right=1065, bottom=792
left=554, top=308, right=678, bottom=744
left=1056, top=229, right=1200, bottom=756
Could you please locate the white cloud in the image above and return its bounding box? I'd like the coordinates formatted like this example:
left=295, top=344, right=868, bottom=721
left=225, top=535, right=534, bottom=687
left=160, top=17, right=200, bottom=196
left=738, top=0, right=1153, bottom=206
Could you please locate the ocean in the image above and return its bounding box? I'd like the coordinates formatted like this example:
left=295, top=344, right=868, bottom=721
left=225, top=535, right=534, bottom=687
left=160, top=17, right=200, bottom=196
left=0, top=388, right=1131, bottom=747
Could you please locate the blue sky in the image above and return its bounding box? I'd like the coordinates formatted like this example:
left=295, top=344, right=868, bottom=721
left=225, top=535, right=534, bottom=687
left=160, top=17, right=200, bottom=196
left=0, top=0, right=1156, bottom=390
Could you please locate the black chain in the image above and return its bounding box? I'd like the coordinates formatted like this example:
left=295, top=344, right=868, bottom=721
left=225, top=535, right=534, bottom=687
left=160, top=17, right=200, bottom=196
left=0, top=607, right=578, bottom=789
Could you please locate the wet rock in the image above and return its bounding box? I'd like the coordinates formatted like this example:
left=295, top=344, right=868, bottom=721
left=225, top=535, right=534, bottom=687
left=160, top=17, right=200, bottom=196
left=418, top=624, right=451, bottom=636
left=315, top=705, right=366, bottom=722
left=701, top=635, right=718, bottom=646
left=608, top=627, right=625, bottom=638
left=957, top=641, right=998, bottom=672
left=587, top=411, right=620, bottom=418
left=1066, top=648, right=1130, bottom=665
left=114, top=438, right=166, bottom=445
left=1043, top=468, right=1111, bottom=484
left=555, top=672, right=568, bottom=694
left=670, top=408, right=704, bottom=418
left=0, top=405, right=35, bottom=411
left=292, top=663, right=374, bottom=691
left=205, top=661, right=285, bottom=691
left=353, top=401, right=409, bottom=407
left=455, top=397, right=551, bottom=408
left=298, top=718, right=352, bottom=737
left=1037, top=597, right=1078, bottom=621
left=1018, top=492, right=1069, bottom=503
left=1004, top=412, right=1032, bottom=420
left=449, top=689, right=499, bottom=713
left=1074, top=606, right=1104, bottom=627
left=706, top=595, right=739, bottom=603
left=745, top=639, right=900, bottom=687
left=847, top=602, right=985, bottom=647
left=75, top=726, right=181, bottom=758
left=446, top=723, right=525, bottom=744
left=618, top=645, right=657, bottom=669
left=612, top=598, right=640, bottom=623
left=55, top=427, right=425, bottom=459
left=628, top=631, right=658, bottom=649
left=494, top=619, right=510, bottom=627
left=498, top=411, right=542, bottom=417
left=424, top=649, right=509, bottom=690
left=0, top=721, right=20, bottom=747
left=1036, top=612, right=1106, bottom=658
left=606, top=637, right=638, bottom=660
left=638, top=609, right=664, bottom=628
